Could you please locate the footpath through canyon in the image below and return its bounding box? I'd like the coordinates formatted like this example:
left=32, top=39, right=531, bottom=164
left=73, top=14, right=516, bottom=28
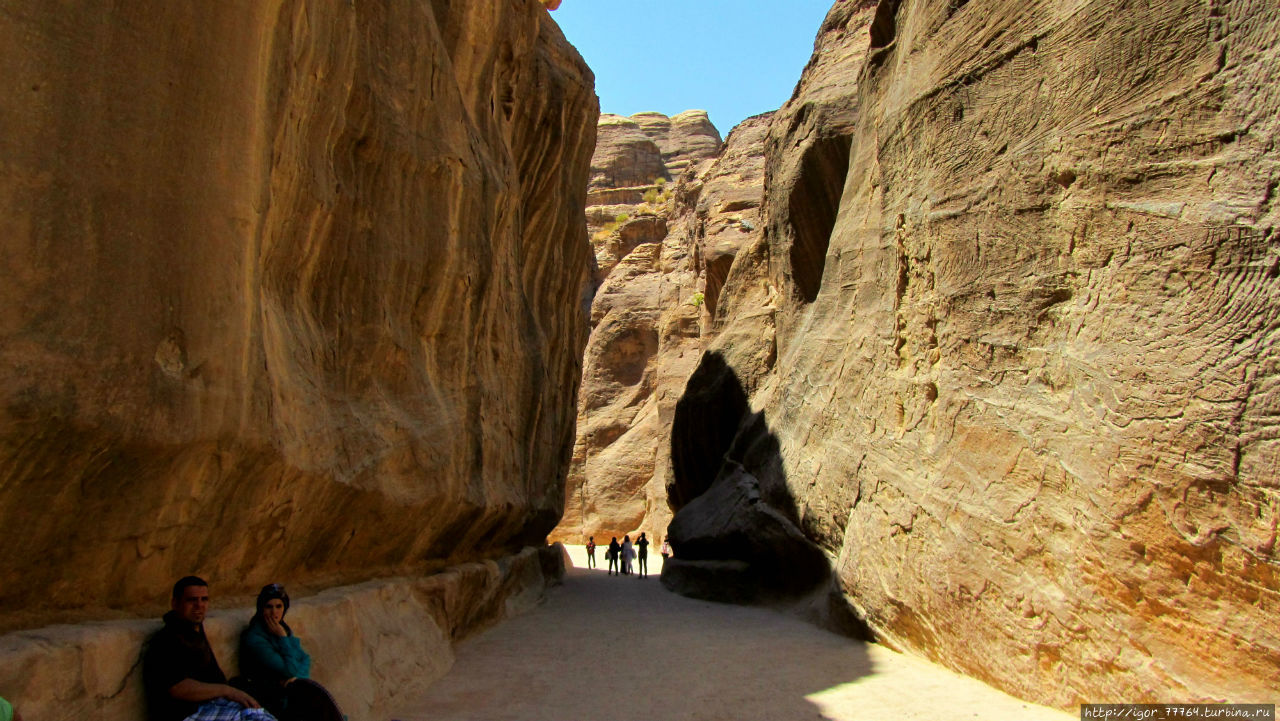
left=0, top=0, right=1277, bottom=717
left=404, top=548, right=1073, bottom=721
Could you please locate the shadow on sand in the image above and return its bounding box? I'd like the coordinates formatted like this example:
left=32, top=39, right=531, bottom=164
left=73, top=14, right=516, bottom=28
left=402, top=558, right=874, bottom=721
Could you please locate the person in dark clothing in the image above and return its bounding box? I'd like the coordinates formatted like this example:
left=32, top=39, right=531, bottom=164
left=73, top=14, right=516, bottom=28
left=607, top=537, right=621, bottom=575
left=240, top=584, right=343, bottom=721
left=636, top=532, right=650, bottom=577
left=143, top=576, right=269, bottom=721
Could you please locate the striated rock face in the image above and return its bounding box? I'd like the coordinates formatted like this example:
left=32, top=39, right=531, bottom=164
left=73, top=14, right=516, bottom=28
left=674, top=0, right=1279, bottom=706
left=0, top=0, right=596, bottom=624
left=552, top=112, right=775, bottom=544
left=631, top=110, right=725, bottom=178
left=587, top=110, right=722, bottom=191
left=589, top=114, right=669, bottom=191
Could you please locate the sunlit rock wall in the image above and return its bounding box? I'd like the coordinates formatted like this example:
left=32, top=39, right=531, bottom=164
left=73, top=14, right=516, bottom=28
left=553, top=112, right=778, bottom=544
left=0, top=0, right=596, bottom=623
left=684, top=0, right=1279, bottom=706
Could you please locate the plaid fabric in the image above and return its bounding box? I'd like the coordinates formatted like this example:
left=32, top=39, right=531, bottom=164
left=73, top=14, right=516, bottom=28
left=183, top=698, right=278, bottom=721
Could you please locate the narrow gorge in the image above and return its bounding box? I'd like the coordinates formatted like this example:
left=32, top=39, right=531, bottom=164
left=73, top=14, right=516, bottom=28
left=556, top=0, right=1279, bottom=709
left=0, top=0, right=1276, bottom=717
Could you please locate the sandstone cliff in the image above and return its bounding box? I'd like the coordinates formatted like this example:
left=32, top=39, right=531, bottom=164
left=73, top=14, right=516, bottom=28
left=553, top=111, right=783, bottom=544
left=665, top=0, right=1279, bottom=706
left=0, top=0, right=596, bottom=624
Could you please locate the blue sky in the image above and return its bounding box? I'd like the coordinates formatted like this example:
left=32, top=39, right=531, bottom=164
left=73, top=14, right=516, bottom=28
left=550, top=1, right=836, bottom=136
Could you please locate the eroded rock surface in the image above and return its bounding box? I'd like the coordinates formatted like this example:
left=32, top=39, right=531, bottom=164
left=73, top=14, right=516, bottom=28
left=0, top=1, right=596, bottom=624
left=553, top=112, right=781, bottom=544
left=672, top=0, right=1280, bottom=707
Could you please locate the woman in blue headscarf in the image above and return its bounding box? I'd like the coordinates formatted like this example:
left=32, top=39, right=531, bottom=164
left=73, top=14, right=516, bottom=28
left=239, top=584, right=342, bottom=721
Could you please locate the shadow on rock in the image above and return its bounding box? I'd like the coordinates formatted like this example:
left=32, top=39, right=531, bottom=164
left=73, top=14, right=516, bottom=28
left=664, top=352, right=869, bottom=641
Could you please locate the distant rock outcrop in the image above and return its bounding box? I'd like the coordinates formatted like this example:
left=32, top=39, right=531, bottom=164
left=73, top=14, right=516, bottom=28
left=553, top=111, right=781, bottom=544
left=0, top=1, right=596, bottom=625
left=667, top=0, right=1280, bottom=707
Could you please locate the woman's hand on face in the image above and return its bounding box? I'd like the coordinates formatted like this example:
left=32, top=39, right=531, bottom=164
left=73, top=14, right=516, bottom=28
left=263, top=615, right=287, bottom=637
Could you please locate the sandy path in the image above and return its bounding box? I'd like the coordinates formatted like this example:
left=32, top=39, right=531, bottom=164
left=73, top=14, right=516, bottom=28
left=398, top=546, right=1073, bottom=721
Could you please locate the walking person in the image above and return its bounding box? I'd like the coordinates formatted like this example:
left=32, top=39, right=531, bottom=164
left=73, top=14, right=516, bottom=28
left=586, top=536, right=597, bottom=569
left=636, top=532, right=649, bottom=577
left=622, top=535, right=635, bottom=575
left=660, top=537, right=671, bottom=560
left=607, top=537, right=620, bottom=575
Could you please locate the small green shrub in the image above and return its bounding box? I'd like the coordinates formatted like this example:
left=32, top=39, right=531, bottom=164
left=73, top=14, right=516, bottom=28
left=689, top=291, right=705, bottom=308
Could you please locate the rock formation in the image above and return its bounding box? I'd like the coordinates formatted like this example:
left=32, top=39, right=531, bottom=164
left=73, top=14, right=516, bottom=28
left=0, top=0, right=596, bottom=626
left=665, top=0, right=1280, bottom=707
left=553, top=111, right=779, bottom=544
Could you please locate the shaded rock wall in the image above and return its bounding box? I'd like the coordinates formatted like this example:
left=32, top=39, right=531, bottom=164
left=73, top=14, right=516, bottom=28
left=685, top=0, right=1279, bottom=706
left=553, top=112, right=776, bottom=544
left=0, top=0, right=596, bottom=623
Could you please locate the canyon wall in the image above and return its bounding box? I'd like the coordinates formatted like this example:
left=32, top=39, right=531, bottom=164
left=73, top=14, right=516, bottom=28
left=0, top=0, right=596, bottom=624
left=552, top=111, right=777, bottom=543
left=667, top=0, right=1279, bottom=706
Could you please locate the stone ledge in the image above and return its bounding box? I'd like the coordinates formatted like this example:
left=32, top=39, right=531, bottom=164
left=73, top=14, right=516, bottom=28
left=0, top=545, right=564, bottom=721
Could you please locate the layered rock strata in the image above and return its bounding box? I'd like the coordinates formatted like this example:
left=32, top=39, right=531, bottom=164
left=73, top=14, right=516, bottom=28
left=0, top=546, right=561, bottom=721
left=554, top=112, right=779, bottom=543
left=667, top=0, right=1280, bottom=706
left=0, top=0, right=596, bottom=623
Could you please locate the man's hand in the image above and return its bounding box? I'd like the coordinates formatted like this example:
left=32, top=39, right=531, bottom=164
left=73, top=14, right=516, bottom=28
left=263, top=615, right=288, bottom=637
left=221, top=686, right=261, bottom=709
left=169, top=679, right=262, bottom=708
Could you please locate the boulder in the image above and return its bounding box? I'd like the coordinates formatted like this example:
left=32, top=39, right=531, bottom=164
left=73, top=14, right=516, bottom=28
left=663, top=464, right=829, bottom=602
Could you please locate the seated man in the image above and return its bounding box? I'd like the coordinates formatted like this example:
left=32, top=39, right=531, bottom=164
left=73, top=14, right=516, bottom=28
left=143, top=576, right=275, bottom=721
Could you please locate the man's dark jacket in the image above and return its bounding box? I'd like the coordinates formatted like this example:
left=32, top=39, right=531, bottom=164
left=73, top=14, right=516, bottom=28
left=143, top=611, right=227, bottom=721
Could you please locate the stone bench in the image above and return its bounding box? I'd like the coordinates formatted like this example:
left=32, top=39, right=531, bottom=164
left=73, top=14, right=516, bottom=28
left=0, top=546, right=562, bottom=721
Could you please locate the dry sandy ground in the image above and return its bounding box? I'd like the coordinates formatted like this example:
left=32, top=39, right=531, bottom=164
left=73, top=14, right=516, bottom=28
left=399, top=546, right=1074, bottom=721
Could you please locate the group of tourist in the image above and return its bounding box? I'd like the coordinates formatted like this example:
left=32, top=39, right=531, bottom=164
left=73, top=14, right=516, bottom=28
left=143, top=576, right=344, bottom=721
left=584, top=533, right=671, bottom=577
left=13, top=537, right=679, bottom=721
